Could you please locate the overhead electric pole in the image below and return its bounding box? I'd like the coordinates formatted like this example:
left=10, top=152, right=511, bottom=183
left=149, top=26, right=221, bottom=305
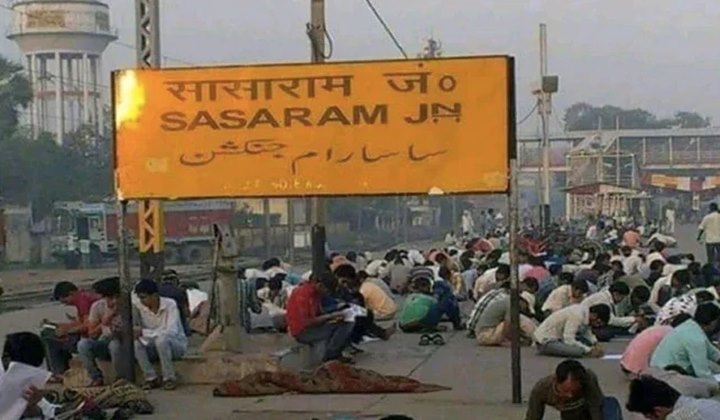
left=309, top=0, right=326, bottom=228
left=535, top=23, right=558, bottom=229
left=136, top=0, right=165, bottom=282
left=117, top=0, right=163, bottom=381
left=309, top=0, right=327, bottom=276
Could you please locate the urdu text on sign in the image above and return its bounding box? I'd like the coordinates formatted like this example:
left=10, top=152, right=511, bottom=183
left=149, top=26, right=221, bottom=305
left=113, top=55, right=514, bottom=199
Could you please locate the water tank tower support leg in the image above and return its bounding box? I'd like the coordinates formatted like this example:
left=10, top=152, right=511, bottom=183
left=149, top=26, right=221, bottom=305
left=27, top=54, right=37, bottom=139
left=96, top=55, right=104, bottom=133
left=82, top=53, right=89, bottom=126
left=55, top=51, right=64, bottom=145
left=66, top=57, right=74, bottom=132
left=40, top=56, right=48, bottom=133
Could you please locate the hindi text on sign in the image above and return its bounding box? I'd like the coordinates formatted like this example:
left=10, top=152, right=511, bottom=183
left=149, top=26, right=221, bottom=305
left=113, top=56, right=513, bottom=199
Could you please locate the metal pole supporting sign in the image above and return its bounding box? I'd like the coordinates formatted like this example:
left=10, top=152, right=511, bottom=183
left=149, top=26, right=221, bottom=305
left=509, top=158, right=522, bottom=403
left=116, top=200, right=135, bottom=381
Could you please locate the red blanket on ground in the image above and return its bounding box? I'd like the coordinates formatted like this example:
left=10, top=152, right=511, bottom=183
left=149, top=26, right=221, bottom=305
left=213, top=361, right=450, bottom=397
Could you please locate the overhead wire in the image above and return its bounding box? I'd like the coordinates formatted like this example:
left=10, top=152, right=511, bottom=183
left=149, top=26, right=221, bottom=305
left=517, top=103, right=538, bottom=126
left=363, top=0, right=408, bottom=59
left=305, top=22, right=334, bottom=61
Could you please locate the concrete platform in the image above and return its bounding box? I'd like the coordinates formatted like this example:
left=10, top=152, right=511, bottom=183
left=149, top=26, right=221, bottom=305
left=63, top=351, right=281, bottom=388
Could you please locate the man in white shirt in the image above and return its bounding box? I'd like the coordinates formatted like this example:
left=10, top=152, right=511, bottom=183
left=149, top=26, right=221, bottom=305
left=133, top=280, right=188, bottom=391
left=585, top=224, right=599, bottom=240
left=627, top=375, right=720, bottom=420
left=649, top=269, right=692, bottom=311
left=533, top=303, right=610, bottom=358
left=473, top=264, right=510, bottom=300
left=541, top=278, right=589, bottom=315
left=582, top=283, right=648, bottom=340
left=699, top=203, right=720, bottom=265
left=620, top=246, right=643, bottom=276
left=665, top=207, right=676, bottom=235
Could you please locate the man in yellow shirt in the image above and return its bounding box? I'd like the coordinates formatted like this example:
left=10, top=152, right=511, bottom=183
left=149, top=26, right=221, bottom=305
left=359, top=275, right=397, bottom=321
left=335, top=264, right=397, bottom=321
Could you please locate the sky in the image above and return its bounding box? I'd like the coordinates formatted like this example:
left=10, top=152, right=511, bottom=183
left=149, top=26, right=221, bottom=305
left=1, top=0, right=720, bottom=134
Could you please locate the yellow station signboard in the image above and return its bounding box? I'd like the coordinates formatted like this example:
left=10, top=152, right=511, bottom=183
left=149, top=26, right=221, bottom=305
left=113, top=56, right=514, bottom=199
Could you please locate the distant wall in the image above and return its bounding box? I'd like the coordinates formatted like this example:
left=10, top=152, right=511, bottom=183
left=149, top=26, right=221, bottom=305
left=2, top=206, right=32, bottom=264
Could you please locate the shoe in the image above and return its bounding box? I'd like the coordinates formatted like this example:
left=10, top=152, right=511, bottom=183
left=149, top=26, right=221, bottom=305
left=348, top=344, right=365, bottom=355
left=431, top=334, right=446, bottom=346
left=162, top=379, right=177, bottom=390
left=142, top=378, right=162, bottom=390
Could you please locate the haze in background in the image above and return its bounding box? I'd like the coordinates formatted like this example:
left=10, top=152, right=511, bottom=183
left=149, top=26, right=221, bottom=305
left=0, top=0, right=718, bottom=131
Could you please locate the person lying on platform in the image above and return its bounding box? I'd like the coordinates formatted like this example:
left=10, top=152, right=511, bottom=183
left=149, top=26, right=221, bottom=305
left=133, top=280, right=188, bottom=391
left=42, top=281, right=100, bottom=379
left=525, top=359, right=623, bottom=420
left=77, top=277, right=123, bottom=387
left=649, top=302, right=720, bottom=381
left=286, top=272, right=355, bottom=364
left=533, top=303, right=611, bottom=358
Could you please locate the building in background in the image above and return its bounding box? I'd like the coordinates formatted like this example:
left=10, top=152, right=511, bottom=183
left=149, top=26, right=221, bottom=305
left=7, top=0, right=117, bottom=144
left=518, top=127, right=720, bottom=221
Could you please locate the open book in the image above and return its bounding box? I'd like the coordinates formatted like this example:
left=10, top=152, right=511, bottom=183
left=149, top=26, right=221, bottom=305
left=0, top=362, right=51, bottom=420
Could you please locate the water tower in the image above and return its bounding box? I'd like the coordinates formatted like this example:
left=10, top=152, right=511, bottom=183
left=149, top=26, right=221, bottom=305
left=7, top=0, right=117, bottom=145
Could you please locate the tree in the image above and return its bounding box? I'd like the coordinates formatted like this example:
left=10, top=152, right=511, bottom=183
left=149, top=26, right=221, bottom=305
left=0, top=56, right=32, bottom=138
left=563, top=103, right=711, bottom=131
left=670, top=111, right=711, bottom=129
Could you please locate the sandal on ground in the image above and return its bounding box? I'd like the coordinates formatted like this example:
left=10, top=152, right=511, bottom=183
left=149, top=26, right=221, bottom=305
left=419, top=334, right=432, bottom=346
left=142, top=378, right=162, bottom=390
left=431, top=334, right=446, bottom=346
left=163, top=379, right=177, bottom=391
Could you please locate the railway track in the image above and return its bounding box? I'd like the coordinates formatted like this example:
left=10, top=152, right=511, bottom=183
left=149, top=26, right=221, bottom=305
left=0, top=269, right=215, bottom=313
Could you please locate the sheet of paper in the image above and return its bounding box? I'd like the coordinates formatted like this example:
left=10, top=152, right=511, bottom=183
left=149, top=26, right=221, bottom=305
left=341, top=304, right=368, bottom=322
left=0, top=362, right=51, bottom=420
left=602, top=354, right=623, bottom=360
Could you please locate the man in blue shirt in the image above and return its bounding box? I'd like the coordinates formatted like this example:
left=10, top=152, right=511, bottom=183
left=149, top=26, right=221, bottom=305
left=650, top=302, right=720, bottom=379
